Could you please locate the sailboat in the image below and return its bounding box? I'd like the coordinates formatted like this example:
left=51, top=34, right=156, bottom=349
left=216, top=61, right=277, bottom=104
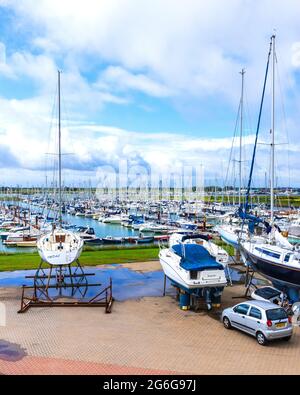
left=216, top=69, right=246, bottom=248
left=37, top=71, right=83, bottom=266
left=239, top=35, right=300, bottom=302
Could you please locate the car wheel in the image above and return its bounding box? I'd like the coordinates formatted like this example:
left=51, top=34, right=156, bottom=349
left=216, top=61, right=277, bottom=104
left=256, top=331, right=268, bottom=346
left=223, top=316, right=232, bottom=329
left=283, top=336, right=292, bottom=342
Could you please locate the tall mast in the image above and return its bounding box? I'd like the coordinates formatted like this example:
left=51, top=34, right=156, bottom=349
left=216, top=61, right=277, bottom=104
left=239, top=69, right=245, bottom=207
left=58, top=70, right=62, bottom=227
left=270, top=35, right=275, bottom=224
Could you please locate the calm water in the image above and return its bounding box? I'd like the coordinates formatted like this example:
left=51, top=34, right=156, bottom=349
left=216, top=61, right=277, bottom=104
left=0, top=210, right=140, bottom=253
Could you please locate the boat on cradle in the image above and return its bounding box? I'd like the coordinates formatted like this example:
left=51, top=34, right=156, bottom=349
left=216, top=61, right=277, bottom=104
left=38, top=228, right=83, bottom=265
left=239, top=35, right=300, bottom=303
left=241, top=231, right=300, bottom=301
left=37, top=71, right=84, bottom=267
left=159, top=233, right=228, bottom=310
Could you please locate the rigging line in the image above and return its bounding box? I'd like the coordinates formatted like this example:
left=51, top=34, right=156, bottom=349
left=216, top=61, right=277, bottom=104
left=243, top=36, right=273, bottom=215
left=243, top=90, right=253, bottom=187
left=45, top=84, right=58, bottom=173
left=42, top=82, right=58, bottom=228
left=275, top=52, right=291, bottom=199
left=223, top=97, right=242, bottom=189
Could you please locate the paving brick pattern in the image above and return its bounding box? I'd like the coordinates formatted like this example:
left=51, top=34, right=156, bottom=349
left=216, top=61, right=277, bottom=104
left=0, top=285, right=299, bottom=375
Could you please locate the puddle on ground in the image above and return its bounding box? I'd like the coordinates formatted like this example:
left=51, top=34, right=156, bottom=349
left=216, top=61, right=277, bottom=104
left=0, top=265, right=174, bottom=301
left=227, top=266, right=268, bottom=286
left=0, top=265, right=267, bottom=304
left=0, top=340, right=26, bottom=362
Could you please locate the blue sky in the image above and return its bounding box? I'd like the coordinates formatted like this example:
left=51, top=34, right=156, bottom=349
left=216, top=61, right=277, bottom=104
left=0, top=0, right=300, bottom=187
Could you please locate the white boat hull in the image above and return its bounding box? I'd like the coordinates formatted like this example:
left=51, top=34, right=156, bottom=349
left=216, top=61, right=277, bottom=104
left=159, top=249, right=227, bottom=290
left=37, top=230, right=84, bottom=266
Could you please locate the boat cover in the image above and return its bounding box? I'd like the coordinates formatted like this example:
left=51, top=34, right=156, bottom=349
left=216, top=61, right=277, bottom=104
left=172, top=244, right=223, bottom=271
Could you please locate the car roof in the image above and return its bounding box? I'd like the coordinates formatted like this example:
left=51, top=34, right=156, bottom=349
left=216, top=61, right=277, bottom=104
left=237, top=300, right=282, bottom=310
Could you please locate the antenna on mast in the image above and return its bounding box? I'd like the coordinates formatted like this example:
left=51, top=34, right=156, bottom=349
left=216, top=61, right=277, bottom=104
left=238, top=68, right=245, bottom=207
left=58, top=70, right=62, bottom=228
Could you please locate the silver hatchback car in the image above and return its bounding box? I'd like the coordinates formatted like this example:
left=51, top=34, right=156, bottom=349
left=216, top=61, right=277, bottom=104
left=221, top=300, right=293, bottom=346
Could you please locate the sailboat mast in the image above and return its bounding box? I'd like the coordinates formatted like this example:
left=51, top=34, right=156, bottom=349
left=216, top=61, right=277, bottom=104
left=270, top=35, right=275, bottom=224
left=58, top=70, right=62, bottom=227
left=239, top=69, right=245, bottom=207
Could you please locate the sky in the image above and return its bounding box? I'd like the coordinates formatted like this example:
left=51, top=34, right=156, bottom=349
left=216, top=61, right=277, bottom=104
left=0, top=0, right=300, bottom=187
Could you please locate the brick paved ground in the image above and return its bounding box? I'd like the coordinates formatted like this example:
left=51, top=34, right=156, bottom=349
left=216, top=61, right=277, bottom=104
left=0, top=279, right=299, bottom=375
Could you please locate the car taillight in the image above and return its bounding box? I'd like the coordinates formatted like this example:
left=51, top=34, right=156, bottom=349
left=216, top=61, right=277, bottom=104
left=267, top=320, right=272, bottom=327
left=288, top=316, right=292, bottom=324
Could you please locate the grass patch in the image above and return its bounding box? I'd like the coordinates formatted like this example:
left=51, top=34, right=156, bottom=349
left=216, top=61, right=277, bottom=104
left=0, top=247, right=160, bottom=272
left=213, top=237, right=235, bottom=256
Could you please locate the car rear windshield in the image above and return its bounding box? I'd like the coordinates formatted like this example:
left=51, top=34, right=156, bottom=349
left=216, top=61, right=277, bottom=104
left=266, top=308, right=288, bottom=321
left=255, top=287, right=280, bottom=299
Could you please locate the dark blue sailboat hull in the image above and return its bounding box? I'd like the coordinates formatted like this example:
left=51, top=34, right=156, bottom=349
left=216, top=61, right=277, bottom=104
left=242, top=247, right=300, bottom=288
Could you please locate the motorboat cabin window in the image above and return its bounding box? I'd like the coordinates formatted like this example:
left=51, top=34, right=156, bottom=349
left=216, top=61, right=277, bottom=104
left=255, top=247, right=281, bottom=259
left=284, top=253, right=292, bottom=262
left=233, top=304, right=250, bottom=315
left=190, top=270, right=198, bottom=280
left=249, top=307, right=262, bottom=320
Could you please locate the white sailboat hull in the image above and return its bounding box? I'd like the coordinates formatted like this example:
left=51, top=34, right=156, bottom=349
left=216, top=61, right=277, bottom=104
left=37, top=230, right=84, bottom=266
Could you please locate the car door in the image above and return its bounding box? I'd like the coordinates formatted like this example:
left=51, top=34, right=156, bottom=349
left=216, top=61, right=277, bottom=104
left=246, top=306, right=263, bottom=335
left=231, top=304, right=251, bottom=333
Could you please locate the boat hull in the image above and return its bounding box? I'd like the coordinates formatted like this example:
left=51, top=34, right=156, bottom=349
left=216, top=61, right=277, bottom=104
left=216, top=226, right=239, bottom=249
left=159, top=251, right=227, bottom=290
left=37, top=231, right=84, bottom=266
left=241, top=246, right=300, bottom=289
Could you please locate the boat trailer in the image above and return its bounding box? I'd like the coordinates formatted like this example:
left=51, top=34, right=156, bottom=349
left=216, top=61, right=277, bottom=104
left=18, top=259, right=114, bottom=314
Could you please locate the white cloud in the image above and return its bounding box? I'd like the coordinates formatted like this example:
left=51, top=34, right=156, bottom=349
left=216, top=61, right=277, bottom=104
left=291, top=42, right=300, bottom=68
left=2, top=0, right=300, bottom=103
left=0, top=0, right=299, bottom=185
left=100, top=66, right=172, bottom=98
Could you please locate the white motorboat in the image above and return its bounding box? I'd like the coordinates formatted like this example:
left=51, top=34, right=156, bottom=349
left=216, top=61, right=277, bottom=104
left=139, top=223, right=171, bottom=233
left=159, top=233, right=228, bottom=309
